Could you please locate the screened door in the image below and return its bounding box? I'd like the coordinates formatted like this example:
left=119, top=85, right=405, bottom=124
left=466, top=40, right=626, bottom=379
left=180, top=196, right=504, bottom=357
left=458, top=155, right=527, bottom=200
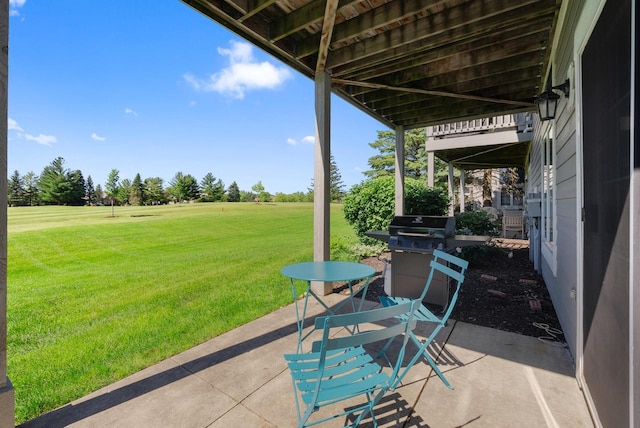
left=581, top=0, right=631, bottom=426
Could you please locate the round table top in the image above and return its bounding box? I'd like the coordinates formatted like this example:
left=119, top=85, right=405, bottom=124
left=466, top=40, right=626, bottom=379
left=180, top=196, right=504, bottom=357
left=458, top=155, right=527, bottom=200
left=281, top=261, right=375, bottom=282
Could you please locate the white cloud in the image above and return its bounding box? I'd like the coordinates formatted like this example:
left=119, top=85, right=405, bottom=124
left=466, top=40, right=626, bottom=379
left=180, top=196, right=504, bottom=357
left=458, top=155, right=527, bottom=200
left=302, top=136, right=316, bottom=144
left=9, top=118, right=57, bottom=146
left=183, top=40, right=292, bottom=99
left=10, top=0, right=26, bottom=17
left=286, top=138, right=297, bottom=145
left=8, top=117, right=23, bottom=132
left=24, top=133, right=57, bottom=147
left=91, top=133, right=106, bottom=141
left=124, top=107, right=138, bottom=117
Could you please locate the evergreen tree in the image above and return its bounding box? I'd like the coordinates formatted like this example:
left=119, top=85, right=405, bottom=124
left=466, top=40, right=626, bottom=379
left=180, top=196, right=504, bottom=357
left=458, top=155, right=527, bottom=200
left=130, top=173, right=144, bottom=206
left=23, top=171, right=39, bottom=206
left=167, top=172, right=199, bottom=202
left=364, top=128, right=453, bottom=192
left=67, top=169, right=86, bottom=205
left=85, top=175, right=96, bottom=205
left=143, top=177, right=165, bottom=205
left=118, top=178, right=132, bottom=205
left=308, top=155, right=345, bottom=202
left=200, top=173, right=225, bottom=202
left=8, top=170, right=24, bottom=206
left=227, top=181, right=240, bottom=202
left=38, top=157, right=84, bottom=205
left=329, top=156, right=345, bottom=201
left=95, top=184, right=104, bottom=205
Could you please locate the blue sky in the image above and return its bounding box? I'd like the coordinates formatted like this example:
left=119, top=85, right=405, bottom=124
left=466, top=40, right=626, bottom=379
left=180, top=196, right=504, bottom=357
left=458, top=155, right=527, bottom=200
left=7, top=0, right=386, bottom=194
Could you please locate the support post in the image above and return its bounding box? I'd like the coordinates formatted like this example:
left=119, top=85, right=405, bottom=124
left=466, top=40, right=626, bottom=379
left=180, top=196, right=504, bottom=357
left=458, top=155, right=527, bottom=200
left=0, top=1, right=14, bottom=426
left=447, top=163, right=455, bottom=216
left=394, top=126, right=405, bottom=216
left=427, top=152, right=435, bottom=188
left=313, top=71, right=332, bottom=295
left=426, top=127, right=435, bottom=188
left=459, top=170, right=465, bottom=212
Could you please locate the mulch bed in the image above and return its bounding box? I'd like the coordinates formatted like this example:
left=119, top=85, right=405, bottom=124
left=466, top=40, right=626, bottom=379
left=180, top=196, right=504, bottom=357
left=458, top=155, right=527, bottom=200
left=346, top=245, right=564, bottom=340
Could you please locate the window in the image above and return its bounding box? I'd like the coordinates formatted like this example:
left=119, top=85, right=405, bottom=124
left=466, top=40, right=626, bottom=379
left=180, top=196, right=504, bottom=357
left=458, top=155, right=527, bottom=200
left=542, top=129, right=555, bottom=244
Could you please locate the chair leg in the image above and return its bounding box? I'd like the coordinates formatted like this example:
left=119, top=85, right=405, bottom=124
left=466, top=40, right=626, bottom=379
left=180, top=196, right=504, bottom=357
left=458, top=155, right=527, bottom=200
left=391, top=330, right=453, bottom=390
left=376, top=335, right=395, bottom=359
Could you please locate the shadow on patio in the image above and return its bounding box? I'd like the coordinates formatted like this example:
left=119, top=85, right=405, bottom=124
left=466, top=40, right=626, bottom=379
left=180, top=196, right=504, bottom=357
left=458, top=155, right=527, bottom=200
left=20, top=295, right=593, bottom=427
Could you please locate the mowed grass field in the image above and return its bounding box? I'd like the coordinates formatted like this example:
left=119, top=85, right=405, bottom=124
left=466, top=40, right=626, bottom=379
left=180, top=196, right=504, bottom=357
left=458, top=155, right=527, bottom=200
left=7, top=202, right=358, bottom=424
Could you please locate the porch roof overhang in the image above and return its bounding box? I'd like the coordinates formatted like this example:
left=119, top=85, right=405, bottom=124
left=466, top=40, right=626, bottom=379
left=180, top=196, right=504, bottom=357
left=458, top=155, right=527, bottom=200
left=428, top=129, right=533, bottom=170
left=181, top=0, right=561, bottom=131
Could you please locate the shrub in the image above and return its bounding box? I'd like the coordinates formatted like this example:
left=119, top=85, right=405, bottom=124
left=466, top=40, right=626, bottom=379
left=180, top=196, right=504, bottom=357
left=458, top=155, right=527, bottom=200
left=454, top=210, right=500, bottom=236
left=343, top=176, right=449, bottom=244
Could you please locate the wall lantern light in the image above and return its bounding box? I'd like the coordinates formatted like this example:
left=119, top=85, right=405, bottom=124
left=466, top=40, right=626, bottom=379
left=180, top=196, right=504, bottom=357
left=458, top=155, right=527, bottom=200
left=535, top=79, right=571, bottom=121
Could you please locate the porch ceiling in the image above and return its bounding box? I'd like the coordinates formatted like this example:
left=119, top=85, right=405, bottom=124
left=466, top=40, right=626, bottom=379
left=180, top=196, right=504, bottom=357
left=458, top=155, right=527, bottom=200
left=181, top=0, right=561, bottom=129
left=436, top=141, right=531, bottom=170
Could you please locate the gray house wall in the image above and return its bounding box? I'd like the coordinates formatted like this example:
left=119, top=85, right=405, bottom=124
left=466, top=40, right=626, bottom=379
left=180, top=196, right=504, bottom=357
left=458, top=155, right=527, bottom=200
left=529, top=0, right=638, bottom=425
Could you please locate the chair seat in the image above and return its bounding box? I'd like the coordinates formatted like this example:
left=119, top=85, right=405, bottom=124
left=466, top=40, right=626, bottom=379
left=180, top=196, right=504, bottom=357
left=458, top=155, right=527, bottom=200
left=283, top=300, right=421, bottom=427
left=377, top=249, right=468, bottom=390
left=379, top=296, right=441, bottom=323
left=285, top=346, right=389, bottom=406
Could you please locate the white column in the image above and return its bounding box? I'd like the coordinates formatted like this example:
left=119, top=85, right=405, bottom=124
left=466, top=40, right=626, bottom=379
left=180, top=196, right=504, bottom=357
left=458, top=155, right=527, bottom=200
left=426, top=127, right=435, bottom=188
left=448, top=163, right=455, bottom=216
left=0, top=1, right=15, bottom=425
left=427, top=152, right=435, bottom=188
left=459, top=170, right=465, bottom=212
left=313, top=71, right=332, bottom=295
left=394, top=126, right=405, bottom=216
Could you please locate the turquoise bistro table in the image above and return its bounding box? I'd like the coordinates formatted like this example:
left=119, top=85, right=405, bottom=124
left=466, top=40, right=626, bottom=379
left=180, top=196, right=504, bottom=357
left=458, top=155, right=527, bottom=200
left=281, top=261, right=376, bottom=351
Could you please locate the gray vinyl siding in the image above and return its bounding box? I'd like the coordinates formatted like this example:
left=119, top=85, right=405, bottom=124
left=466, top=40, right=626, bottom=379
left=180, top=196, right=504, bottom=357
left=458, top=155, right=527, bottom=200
left=528, top=2, right=581, bottom=360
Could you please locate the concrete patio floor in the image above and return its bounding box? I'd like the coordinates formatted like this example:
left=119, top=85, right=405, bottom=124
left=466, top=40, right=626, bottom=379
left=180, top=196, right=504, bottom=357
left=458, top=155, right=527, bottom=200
left=21, top=295, right=594, bottom=427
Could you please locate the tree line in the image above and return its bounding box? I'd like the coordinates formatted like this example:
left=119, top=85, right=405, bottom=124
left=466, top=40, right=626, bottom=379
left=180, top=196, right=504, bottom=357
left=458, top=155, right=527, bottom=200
left=8, top=129, right=481, bottom=208
left=7, top=155, right=346, bottom=207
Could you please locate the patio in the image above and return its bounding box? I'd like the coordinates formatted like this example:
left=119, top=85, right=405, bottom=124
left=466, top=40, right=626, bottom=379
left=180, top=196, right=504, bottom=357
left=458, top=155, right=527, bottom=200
left=21, top=294, right=593, bottom=427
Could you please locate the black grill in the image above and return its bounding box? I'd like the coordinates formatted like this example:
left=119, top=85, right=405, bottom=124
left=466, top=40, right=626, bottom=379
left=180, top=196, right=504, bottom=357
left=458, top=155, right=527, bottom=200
left=387, top=216, right=456, bottom=310
left=388, top=215, right=455, bottom=253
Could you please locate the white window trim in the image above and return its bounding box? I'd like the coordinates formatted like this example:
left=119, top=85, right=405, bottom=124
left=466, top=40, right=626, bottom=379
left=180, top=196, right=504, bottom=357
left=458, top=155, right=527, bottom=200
left=541, top=124, right=558, bottom=276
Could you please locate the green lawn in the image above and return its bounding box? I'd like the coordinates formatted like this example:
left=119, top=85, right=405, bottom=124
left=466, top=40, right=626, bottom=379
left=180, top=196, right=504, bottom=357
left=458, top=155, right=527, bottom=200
left=7, top=202, right=359, bottom=424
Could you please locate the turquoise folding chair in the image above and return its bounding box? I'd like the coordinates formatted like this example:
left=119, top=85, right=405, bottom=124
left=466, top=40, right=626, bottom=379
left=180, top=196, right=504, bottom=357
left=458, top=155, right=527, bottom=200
left=284, top=299, right=421, bottom=428
left=379, top=249, right=468, bottom=390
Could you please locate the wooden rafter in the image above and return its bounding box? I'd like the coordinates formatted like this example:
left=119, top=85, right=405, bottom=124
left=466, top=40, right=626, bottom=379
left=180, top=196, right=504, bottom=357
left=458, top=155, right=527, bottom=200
left=332, top=78, right=534, bottom=107
left=183, top=0, right=560, bottom=127
left=316, top=0, right=339, bottom=73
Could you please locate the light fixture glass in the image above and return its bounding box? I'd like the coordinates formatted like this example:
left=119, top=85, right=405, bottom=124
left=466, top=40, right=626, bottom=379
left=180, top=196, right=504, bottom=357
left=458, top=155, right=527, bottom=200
left=535, top=79, right=570, bottom=121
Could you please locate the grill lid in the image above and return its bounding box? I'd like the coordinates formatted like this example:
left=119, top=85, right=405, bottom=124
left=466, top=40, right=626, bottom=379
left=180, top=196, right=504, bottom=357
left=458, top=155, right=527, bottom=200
left=389, top=215, right=455, bottom=238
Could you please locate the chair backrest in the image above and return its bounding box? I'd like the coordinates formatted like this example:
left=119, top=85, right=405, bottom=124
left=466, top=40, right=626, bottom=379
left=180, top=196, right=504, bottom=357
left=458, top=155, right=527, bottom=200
left=417, top=249, right=469, bottom=301
left=311, top=299, right=421, bottom=378
left=416, top=249, right=469, bottom=321
left=502, top=210, right=524, bottom=238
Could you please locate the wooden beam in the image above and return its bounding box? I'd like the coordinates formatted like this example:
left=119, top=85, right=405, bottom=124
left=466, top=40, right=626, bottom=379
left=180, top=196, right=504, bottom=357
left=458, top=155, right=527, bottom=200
left=238, top=0, right=277, bottom=23
left=332, top=78, right=534, bottom=107
left=313, top=71, right=331, bottom=294
left=269, top=0, right=354, bottom=42
left=324, top=0, right=556, bottom=68
left=332, top=18, right=553, bottom=80
left=395, top=126, right=405, bottom=216
left=316, top=0, right=339, bottom=73
left=0, top=0, right=14, bottom=425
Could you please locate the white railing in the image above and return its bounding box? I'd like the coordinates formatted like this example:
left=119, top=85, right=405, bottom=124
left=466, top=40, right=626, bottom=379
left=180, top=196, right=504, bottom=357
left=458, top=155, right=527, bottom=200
left=430, top=113, right=533, bottom=137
